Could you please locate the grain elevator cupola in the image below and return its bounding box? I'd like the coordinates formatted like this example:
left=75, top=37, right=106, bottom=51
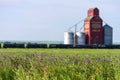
left=84, top=8, right=103, bottom=45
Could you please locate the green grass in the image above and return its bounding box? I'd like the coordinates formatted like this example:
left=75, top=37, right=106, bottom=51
left=0, top=49, right=120, bottom=80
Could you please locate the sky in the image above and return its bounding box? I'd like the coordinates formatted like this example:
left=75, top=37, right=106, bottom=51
left=0, top=0, right=120, bottom=42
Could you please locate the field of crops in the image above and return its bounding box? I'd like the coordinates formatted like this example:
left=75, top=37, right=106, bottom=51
left=0, top=49, right=120, bottom=80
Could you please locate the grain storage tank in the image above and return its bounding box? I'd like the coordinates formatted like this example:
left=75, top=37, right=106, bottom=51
left=76, top=32, right=85, bottom=45
left=103, top=24, right=113, bottom=45
left=64, top=31, right=74, bottom=44
left=84, top=8, right=103, bottom=45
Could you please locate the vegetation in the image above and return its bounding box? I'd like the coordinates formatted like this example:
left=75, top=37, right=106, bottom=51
left=0, top=49, right=120, bottom=80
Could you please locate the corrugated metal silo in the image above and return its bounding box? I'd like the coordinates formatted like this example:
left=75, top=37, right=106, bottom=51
left=76, top=32, right=85, bottom=45
left=64, top=31, right=74, bottom=44
left=103, top=24, right=113, bottom=45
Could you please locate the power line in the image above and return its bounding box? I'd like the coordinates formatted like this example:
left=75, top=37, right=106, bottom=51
left=67, top=19, right=84, bottom=31
left=103, top=20, right=108, bottom=25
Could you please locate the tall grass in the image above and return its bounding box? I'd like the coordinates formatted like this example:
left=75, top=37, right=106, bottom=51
left=0, top=49, right=119, bottom=80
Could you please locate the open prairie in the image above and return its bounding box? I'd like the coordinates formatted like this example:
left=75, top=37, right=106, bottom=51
left=0, top=49, right=120, bottom=80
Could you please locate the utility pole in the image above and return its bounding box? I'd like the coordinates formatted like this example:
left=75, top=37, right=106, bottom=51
left=74, top=24, right=77, bottom=47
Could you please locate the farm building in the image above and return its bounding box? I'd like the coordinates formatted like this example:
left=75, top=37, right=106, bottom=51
left=64, top=7, right=113, bottom=45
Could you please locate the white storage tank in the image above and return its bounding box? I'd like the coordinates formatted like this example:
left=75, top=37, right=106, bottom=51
left=64, top=31, right=74, bottom=44
left=103, top=24, right=113, bottom=45
left=76, top=32, right=85, bottom=45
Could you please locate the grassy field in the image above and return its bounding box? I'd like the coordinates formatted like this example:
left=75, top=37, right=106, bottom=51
left=0, top=49, right=120, bottom=80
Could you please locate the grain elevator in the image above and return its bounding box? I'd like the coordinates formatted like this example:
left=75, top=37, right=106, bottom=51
left=84, top=8, right=103, bottom=45
left=64, top=7, right=113, bottom=46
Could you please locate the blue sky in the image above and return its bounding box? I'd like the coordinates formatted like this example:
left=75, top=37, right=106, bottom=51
left=0, top=0, right=120, bottom=42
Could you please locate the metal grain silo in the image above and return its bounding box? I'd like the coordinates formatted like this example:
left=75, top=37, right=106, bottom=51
left=64, top=31, right=74, bottom=44
left=76, top=32, right=85, bottom=45
left=103, top=24, right=113, bottom=45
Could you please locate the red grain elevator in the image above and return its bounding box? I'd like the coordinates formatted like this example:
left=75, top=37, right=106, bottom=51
left=84, top=8, right=103, bottom=45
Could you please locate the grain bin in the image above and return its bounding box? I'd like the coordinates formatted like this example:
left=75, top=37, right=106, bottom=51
left=103, top=24, right=113, bottom=45
left=64, top=31, right=74, bottom=44
left=76, top=32, right=85, bottom=45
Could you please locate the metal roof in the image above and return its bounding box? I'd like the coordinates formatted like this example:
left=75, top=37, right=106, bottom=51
left=103, top=24, right=112, bottom=29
